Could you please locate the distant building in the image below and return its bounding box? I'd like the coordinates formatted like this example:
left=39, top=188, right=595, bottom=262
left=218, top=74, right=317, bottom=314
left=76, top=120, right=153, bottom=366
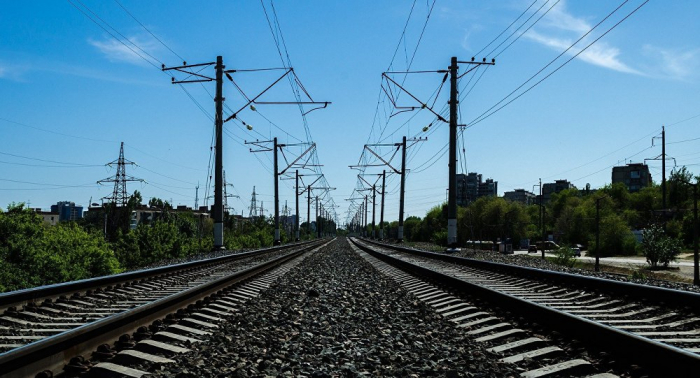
left=35, top=210, right=59, bottom=226
left=456, top=172, right=498, bottom=205
left=49, top=201, right=83, bottom=221
left=541, top=180, right=576, bottom=203
left=504, top=189, right=536, bottom=205
left=612, top=163, right=652, bottom=192
left=129, top=205, right=210, bottom=228
left=478, top=178, right=498, bottom=198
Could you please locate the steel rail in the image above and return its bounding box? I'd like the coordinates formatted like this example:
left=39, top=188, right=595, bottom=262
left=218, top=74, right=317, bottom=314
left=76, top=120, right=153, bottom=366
left=350, top=238, right=700, bottom=378
left=0, top=240, right=315, bottom=313
left=0, top=238, right=330, bottom=378
left=359, top=238, right=700, bottom=309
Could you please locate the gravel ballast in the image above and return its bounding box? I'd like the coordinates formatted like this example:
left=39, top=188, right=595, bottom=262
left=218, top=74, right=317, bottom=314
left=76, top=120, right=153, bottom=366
left=148, top=238, right=519, bottom=377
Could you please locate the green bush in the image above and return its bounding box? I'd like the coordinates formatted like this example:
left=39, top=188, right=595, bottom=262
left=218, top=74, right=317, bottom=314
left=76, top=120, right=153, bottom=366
left=431, top=230, right=448, bottom=247
left=553, top=246, right=577, bottom=268
left=641, top=224, right=682, bottom=268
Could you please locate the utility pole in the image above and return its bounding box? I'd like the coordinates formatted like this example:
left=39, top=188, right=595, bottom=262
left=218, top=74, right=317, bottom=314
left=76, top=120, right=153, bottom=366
left=446, top=57, right=495, bottom=249
left=164, top=59, right=329, bottom=250
left=273, top=137, right=280, bottom=245
left=372, top=184, right=376, bottom=239
left=358, top=201, right=363, bottom=237
left=648, top=126, right=674, bottom=222
left=662, top=125, right=666, bottom=212
left=358, top=173, right=382, bottom=239
left=162, top=57, right=225, bottom=250
left=350, top=137, right=424, bottom=241
left=316, top=196, right=320, bottom=238
left=213, top=56, right=225, bottom=249
left=693, top=182, right=698, bottom=285
left=540, top=178, right=546, bottom=260
left=594, top=204, right=600, bottom=266
left=295, top=170, right=300, bottom=241
left=380, top=170, right=386, bottom=240
left=398, top=136, right=407, bottom=242
left=364, top=195, right=369, bottom=238
left=447, top=57, right=459, bottom=248
left=297, top=174, right=322, bottom=239
left=247, top=139, right=316, bottom=245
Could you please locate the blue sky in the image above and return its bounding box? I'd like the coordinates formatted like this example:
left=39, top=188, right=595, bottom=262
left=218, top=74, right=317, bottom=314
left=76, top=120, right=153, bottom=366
left=1, top=0, right=699, bottom=226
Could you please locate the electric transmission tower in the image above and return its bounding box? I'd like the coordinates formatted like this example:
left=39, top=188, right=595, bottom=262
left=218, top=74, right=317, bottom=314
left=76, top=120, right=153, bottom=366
left=249, top=186, right=258, bottom=218
left=97, top=142, right=143, bottom=206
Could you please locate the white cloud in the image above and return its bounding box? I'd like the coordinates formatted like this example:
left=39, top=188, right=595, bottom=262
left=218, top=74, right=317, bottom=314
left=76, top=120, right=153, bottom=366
left=643, top=45, right=700, bottom=81
left=88, top=35, right=159, bottom=66
left=523, top=1, right=641, bottom=75
left=526, top=30, right=642, bottom=75
left=539, top=2, right=591, bottom=34
left=0, top=63, right=30, bottom=81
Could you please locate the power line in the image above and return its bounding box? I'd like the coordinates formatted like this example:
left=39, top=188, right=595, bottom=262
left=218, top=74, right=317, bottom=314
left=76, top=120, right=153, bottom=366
left=469, top=0, right=647, bottom=128
left=67, top=0, right=161, bottom=69
left=0, top=151, right=103, bottom=167
left=492, top=0, right=561, bottom=58
left=0, top=117, right=117, bottom=144
left=475, top=0, right=540, bottom=57
left=667, top=136, right=700, bottom=145
left=542, top=127, right=662, bottom=180
left=113, top=0, right=185, bottom=62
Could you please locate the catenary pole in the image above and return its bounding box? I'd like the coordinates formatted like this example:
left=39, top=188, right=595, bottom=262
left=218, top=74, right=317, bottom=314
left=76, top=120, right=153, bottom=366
left=447, top=56, right=458, bottom=248
left=295, top=170, right=300, bottom=241
left=380, top=170, right=386, bottom=240
left=372, top=184, right=377, bottom=239
left=213, top=56, right=225, bottom=250
left=273, top=138, right=280, bottom=245
left=398, top=136, right=407, bottom=242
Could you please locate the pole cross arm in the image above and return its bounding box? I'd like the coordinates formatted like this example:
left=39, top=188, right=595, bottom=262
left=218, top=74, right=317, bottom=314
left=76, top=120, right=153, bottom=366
left=364, top=145, right=401, bottom=174
left=357, top=174, right=381, bottom=189
left=280, top=143, right=316, bottom=175
left=382, top=73, right=447, bottom=123
left=163, top=63, right=217, bottom=83
left=223, top=68, right=293, bottom=123
left=245, top=139, right=274, bottom=152
left=456, top=59, right=496, bottom=79
left=299, top=174, right=324, bottom=195
left=163, top=62, right=215, bottom=71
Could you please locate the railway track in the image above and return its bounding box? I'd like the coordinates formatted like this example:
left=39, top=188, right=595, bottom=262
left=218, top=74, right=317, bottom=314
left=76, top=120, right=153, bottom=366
left=0, top=239, right=330, bottom=378
left=351, top=237, right=700, bottom=378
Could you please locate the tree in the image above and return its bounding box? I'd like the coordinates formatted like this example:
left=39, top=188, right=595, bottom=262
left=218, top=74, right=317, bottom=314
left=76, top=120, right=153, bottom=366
left=403, top=216, right=421, bottom=241
left=589, top=212, right=637, bottom=256
left=0, top=203, right=121, bottom=292
left=148, top=197, right=172, bottom=210
left=36, top=223, right=120, bottom=282
left=669, top=167, right=693, bottom=209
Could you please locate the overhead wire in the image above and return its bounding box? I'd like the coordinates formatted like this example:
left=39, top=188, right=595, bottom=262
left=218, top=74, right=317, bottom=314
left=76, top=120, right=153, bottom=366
left=469, top=0, right=647, bottom=128
left=493, top=0, right=561, bottom=59
left=474, top=0, right=540, bottom=57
